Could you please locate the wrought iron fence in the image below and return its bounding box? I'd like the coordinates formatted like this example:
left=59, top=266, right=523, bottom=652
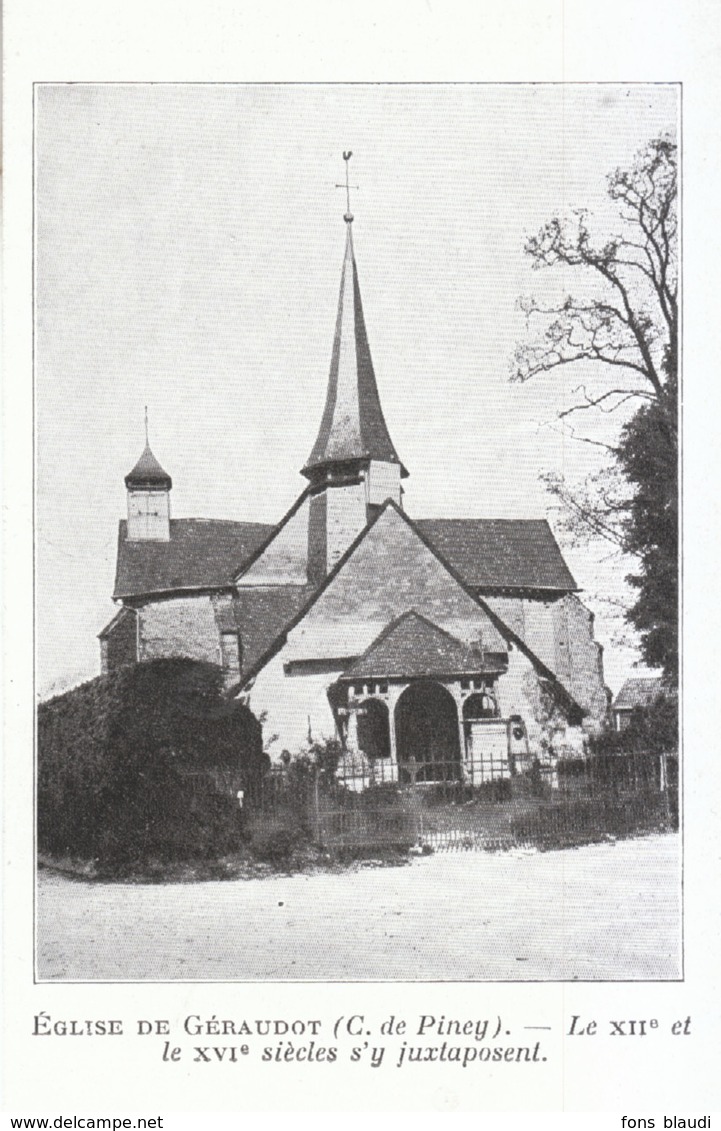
left=245, top=751, right=678, bottom=854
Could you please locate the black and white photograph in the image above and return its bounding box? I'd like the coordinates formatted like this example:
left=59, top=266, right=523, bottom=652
left=33, top=82, right=681, bottom=984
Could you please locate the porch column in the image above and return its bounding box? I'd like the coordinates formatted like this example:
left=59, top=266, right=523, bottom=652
left=448, top=681, right=469, bottom=784
left=386, top=683, right=405, bottom=784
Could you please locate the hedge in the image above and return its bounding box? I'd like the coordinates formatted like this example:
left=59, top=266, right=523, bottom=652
left=37, top=658, right=266, bottom=867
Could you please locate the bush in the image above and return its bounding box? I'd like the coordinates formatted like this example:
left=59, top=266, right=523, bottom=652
left=472, top=777, right=513, bottom=803
left=510, top=789, right=675, bottom=848
left=37, top=658, right=265, bottom=867
left=245, top=816, right=309, bottom=864
left=591, top=694, right=678, bottom=756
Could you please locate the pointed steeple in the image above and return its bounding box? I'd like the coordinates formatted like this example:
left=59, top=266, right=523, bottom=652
left=302, top=222, right=408, bottom=481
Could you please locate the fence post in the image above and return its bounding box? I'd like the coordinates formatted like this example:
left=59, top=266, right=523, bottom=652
left=313, top=764, right=321, bottom=846
left=659, top=751, right=672, bottom=826
left=405, top=756, right=423, bottom=844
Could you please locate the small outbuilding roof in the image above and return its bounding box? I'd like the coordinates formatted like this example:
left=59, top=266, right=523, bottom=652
left=340, top=610, right=504, bottom=680
left=613, top=677, right=665, bottom=712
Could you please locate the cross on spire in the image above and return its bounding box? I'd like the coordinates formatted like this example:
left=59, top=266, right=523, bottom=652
left=335, top=151, right=358, bottom=224
left=144, top=405, right=149, bottom=445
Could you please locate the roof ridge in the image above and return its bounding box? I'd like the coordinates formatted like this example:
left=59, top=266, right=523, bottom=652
left=233, top=487, right=311, bottom=583
left=417, top=517, right=550, bottom=525
left=169, top=517, right=275, bottom=527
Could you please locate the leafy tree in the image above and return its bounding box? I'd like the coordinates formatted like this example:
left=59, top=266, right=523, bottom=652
left=513, top=136, right=678, bottom=683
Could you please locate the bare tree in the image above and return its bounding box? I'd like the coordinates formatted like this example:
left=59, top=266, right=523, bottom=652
left=513, top=136, right=679, bottom=680
left=513, top=136, right=677, bottom=441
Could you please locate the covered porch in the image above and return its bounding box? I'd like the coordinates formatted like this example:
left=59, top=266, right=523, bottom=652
left=328, top=611, right=531, bottom=788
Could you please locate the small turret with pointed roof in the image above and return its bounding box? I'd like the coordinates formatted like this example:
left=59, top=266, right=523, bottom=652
left=125, top=410, right=172, bottom=541
left=125, top=442, right=173, bottom=491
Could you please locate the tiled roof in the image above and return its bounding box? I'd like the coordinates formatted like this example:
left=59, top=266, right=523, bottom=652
left=234, top=586, right=316, bottom=677
left=113, top=519, right=274, bottom=599
left=302, top=226, right=407, bottom=478
left=98, top=605, right=136, bottom=639
left=125, top=443, right=172, bottom=489
left=613, top=677, right=664, bottom=711
left=417, top=519, right=578, bottom=591
left=341, top=611, right=499, bottom=680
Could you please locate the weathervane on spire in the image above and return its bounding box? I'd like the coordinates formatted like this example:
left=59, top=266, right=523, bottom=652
left=144, top=405, right=149, bottom=446
left=336, top=151, right=358, bottom=223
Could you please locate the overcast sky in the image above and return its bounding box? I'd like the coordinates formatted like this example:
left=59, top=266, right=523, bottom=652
left=35, top=83, right=679, bottom=697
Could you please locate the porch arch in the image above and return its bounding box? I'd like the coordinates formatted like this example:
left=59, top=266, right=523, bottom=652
left=395, top=680, right=461, bottom=782
left=462, top=691, right=499, bottom=721
left=357, top=697, right=391, bottom=760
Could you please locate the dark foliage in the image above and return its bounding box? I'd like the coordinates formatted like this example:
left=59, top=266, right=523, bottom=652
left=510, top=791, right=675, bottom=849
left=589, top=694, right=678, bottom=755
left=617, top=372, right=678, bottom=679
left=37, top=658, right=265, bottom=866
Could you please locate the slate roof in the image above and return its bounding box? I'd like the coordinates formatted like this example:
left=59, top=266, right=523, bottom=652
left=113, top=507, right=577, bottom=605
left=341, top=611, right=502, bottom=680
left=416, top=519, right=578, bottom=591
left=98, top=605, right=136, bottom=639
left=113, top=519, right=274, bottom=599
left=302, top=225, right=407, bottom=478
left=125, top=443, right=172, bottom=489
left=613, top=677, right=664, bottom=711
left=234, top=586, right=316, bottom=677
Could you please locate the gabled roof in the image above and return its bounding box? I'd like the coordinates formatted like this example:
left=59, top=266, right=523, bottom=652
left=302, top=225, right=407, bottom=478
left=125, top=443, right=172, bottom=489
left=613, top=677, right=664, bottom=711
left=98, top=605, right=137, bottom=639
left=113, top=503, right=578, bottom=600
left=113, top=519, right=274, bottom=599
left=234, top=585, right=316, bottom=677
left=416, top=519, right=578, bottom=591
left=340, top=611, right=501, bottom=680
left=233, top=499, right=584, bottom=717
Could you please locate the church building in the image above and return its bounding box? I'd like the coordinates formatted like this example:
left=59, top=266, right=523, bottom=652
left=100, top=194, right=609, bottom=783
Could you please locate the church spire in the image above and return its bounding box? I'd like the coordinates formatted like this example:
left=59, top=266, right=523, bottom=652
left=302, top=158, right=407, bottom=483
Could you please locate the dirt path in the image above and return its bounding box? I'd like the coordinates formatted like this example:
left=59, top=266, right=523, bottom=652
left=36, top=833, right=680, bottom=981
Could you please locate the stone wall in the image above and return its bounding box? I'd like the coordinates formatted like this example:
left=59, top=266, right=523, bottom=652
left=137, top=594, right=221, bottom=667
left=100, top=608, right=137, bottom=673
left=485, top=592, right=607, bottom=729
left=554, top=595, right=608, bottom=728
left=325, top=481, right=368, bottom=571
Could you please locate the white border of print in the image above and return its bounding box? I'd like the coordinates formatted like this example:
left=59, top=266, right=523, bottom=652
left=4, top=0, right=721, bottom=1115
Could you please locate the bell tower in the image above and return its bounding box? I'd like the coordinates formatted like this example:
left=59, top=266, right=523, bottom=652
left=125, top=412, right=172, bottom=542
left=303, top=154, right=408, bottom=578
